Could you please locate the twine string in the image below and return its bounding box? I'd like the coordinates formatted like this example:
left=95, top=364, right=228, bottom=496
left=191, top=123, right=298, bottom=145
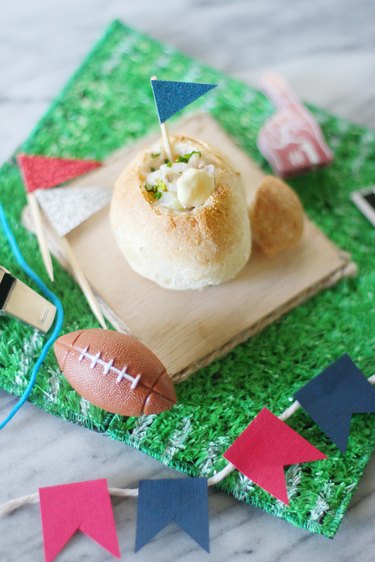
left=1, top=373, right=373, bottom=517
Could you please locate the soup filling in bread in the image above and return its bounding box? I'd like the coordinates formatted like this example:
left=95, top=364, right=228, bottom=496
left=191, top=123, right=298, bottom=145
left=142, top=140, right=216, bottom=211
left=111, top=134, right=252, bottom=290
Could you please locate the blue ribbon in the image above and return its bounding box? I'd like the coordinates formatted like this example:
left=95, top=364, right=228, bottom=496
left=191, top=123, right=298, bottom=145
left=0, top=204, right=64, bottom=429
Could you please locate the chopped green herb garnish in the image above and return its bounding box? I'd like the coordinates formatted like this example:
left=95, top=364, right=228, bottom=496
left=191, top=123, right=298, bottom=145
left=144, top=179, right=168, bottom=200
left=164, top=158, right=170, bottom=164
left=175, top=150, right=201, bottom=164
left=155, top=179, right=168, bottom=192
left=165, top=161, right=173, bottom=168
left=151, top=152, right=160, bottom=158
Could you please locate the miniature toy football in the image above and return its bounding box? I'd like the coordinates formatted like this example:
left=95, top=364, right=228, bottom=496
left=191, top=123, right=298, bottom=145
left=54, top=328, right=176, bottom=416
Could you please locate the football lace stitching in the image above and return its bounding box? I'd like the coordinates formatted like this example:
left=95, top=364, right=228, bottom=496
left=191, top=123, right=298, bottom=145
left=77, top=346, right=141, bottom=389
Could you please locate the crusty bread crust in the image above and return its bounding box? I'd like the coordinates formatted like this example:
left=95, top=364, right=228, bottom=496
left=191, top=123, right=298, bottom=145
left=250, top=176, right=304, bottom=256
left=110, top=135, right=251, bottom=290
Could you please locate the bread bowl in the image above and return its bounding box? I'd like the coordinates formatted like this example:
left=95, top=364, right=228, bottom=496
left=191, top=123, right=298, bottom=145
left=110, top=135, right=251, bottom=290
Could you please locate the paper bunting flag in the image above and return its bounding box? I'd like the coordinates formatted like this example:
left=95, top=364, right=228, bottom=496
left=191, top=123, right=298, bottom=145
left=135, top=478, right=209, bottom=552
left=39, top=479, right=120, bottom=562
left=17, top=154, right=102, bottom=193
left=294, top=354, right=375, bottom=453
left=151, top=79, right=217, bottom=123
left=35, top=185, right=111, bottom=237
left=223, top=408, right=326, bottom=504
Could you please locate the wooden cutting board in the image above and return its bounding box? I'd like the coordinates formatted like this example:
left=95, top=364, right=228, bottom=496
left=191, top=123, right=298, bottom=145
left=23, top=113, right=355, bottom=382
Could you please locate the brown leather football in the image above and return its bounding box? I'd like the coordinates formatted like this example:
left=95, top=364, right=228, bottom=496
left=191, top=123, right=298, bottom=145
left=54, top=328, right=176, bottom=416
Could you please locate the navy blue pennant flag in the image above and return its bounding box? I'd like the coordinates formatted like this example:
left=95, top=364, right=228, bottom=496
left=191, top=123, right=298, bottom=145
left=135, top=478, right=209, bottom=552
left=294, top=354, right=375, bottom=453
left=151, top=79, right=217, bottom=123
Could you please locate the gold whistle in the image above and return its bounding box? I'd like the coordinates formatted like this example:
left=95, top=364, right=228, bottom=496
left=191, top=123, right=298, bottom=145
left=0, top=266, right=56, bottom=333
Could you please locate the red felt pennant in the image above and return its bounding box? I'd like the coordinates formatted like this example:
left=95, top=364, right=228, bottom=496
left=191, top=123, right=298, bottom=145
left=17, top=154, right=101, bottom=193
left=223, top=408, right=327, bottom=504
left=39, top=479, right=120, bottom=562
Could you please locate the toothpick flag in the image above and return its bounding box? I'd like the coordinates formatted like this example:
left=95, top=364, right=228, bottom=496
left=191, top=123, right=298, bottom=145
left=150, top=77, right=217, bottom=162
left=35, top=185, right=109, bottom=329
left=35, top=186, right=111, bottom=238
left=224, top=408, right=326, bottom=504
left=39, top=479, right=120, bottom=562
left=150, top=79, right=217, bottom=123
left=17, top=154, right=102, bottom=193
left=294, top=354, right=375, bottom=453
left=17, top=154, right=102, bottom=282
left=135, top=478, right=209, bottom=552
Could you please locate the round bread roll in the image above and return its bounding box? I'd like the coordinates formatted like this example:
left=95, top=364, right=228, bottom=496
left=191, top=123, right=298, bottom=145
left=110, top=135, right=251, bottom=290
left=249, top=176, right=304, bottom=256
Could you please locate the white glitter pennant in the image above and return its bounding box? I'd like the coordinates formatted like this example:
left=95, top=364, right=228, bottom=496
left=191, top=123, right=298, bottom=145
left=35, top=185, right=111, bottom=237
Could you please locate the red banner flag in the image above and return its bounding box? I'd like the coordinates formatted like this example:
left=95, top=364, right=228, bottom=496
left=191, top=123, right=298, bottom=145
left=17, top=154, right=101, bottom=193
left=224, top=408, right=327, bottom=504
left=39, top=479, right=120, bottom=562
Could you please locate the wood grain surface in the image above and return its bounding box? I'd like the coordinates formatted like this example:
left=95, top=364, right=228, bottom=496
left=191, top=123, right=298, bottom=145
left=23, top=113, right=354, bottom=380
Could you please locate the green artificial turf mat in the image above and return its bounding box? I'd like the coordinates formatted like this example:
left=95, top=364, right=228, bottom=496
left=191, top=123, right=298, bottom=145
left=0, top=20, right=374, bottom=538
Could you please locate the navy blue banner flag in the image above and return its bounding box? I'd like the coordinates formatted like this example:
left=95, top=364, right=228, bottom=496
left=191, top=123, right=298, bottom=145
left=135, top=478, right=209, bottom=552
left=151, top=79, right=217, bottom=123
left=294, top=354, right=375, bottom=453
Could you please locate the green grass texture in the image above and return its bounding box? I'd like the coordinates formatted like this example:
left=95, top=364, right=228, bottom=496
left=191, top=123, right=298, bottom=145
left=0, top=20, right=374, bottom=537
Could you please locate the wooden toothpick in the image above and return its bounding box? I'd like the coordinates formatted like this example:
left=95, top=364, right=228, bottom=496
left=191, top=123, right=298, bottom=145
left=27, top=192, right=54, bottom=282
left=60, top=236, right=107, bottom=329
left=151, top=75, right=173, bottom=162
left=160, top=121, right=173, bottom=162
